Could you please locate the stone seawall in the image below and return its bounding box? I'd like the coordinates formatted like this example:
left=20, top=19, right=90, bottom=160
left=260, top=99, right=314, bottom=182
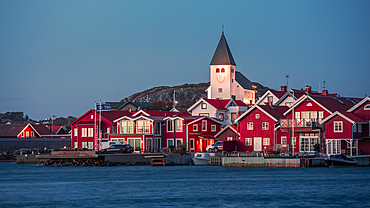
left=223, top=157, right=301, bottom=168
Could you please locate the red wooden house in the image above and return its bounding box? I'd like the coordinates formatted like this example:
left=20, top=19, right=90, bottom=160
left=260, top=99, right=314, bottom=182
left=320, top=97, right=370, bottom=155
left=214, top=125, right=240, bottom=152
left=0, top=123, right=53, bottom=138
left=70, top=110, right=132, bottom=150
left=235, top=105, right=289, bottom=153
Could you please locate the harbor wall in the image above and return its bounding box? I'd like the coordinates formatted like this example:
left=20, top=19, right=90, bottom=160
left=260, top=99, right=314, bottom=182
left=223, top=157, right=300, bottom=167
left=0, top=137, right=71, bottom=152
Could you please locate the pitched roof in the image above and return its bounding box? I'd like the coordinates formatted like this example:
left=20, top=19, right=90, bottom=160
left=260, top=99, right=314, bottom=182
left=71, top=110, right=133, bottom=126
left=210, top=33, right=236, bottom=66
left=235, top=71, right=256, bottom=91
left=320, top=111, right=367, bottom=125
left=33, top=124, right=53, bottom=135
left=214, top=125, right=240, bottom=138
left=234, top=100, right=248, bottom=106
left=347, top=96, right=370, bottom=112
left=0, top=124, right=27, bottom=137
left=204, top=99, right=228, bottom=111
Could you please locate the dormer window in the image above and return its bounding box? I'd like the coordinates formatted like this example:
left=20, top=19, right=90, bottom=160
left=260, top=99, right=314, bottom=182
left=364, top=104, right=370, bottom=110
left=216, top=68, right=220, bottom=73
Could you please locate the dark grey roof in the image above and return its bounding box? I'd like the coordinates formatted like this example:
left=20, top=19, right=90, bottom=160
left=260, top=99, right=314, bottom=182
left=235, top=71, right=255, bottom=90
left=210, top=33, right=236, bottom=66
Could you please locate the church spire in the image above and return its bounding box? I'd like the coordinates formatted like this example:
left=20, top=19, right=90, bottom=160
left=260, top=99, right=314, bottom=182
left=210, top=32, right=236, bottom=66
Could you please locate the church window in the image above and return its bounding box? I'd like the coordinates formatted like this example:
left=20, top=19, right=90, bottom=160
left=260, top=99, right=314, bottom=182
left=216, top=68, right=220, bottom=73
left=218, top=88, right=223, bottom=93
left=221, top=68, right=225, bottom=73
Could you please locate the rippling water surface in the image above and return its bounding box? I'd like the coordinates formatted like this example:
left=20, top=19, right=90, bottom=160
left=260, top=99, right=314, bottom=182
left=1, top=162, right=370, bottom=207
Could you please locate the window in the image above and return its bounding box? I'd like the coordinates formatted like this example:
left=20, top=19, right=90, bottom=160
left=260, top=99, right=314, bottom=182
left=176, top=139, right=183, bottom=147
left=202, top=120, right=207, bottom=131
left=167, top=120, right=173, bottom=132
left=201, top=103, right=207, bottom=109
left=295, top=112, right=301, bottom=120
left=255, top=114, right=260, bottom=119
left=193, top=124, right=198, bottom=131
left=21, top=132, right=24, bottom=137
left=306, top=103, right=313, bottom=107
left=218, top=88, right=223, bottom=93
left=263, top=138, right=270, bottom=146
left=365, top=104, right=370, bottom=110
left=231, top=68, right=234, bottom=73
left=81, top=142, right=87, bottom=149
left=74, top=142, right=78, bottom=149
left=88, top=142, right=93, bottom=149
left=353, top=124, right=357, bottom=133
left=82, top=128, right=87, bottom=137
left=137, top=120, right=150, bottom=134
left=292, top=137, right=296, bottom=148
left=31, top=132, right=34, bottom=137
left=74, top=128, right=78, bottom=136
left=25, top=131, right=29, bottom=138
left=167, top=139, right=174, bottom=147
left=262, top=122, right=269, bottom=130
left=281, top=136, right=287, bottom=145
left=358, top=124, right=362, bottom=133
left=216, top=68, right=220, bottom=73
left=219, top=113, right=224, bottom=121
left=285, top=102, right=292, bottom=107
left=247, top=122, right=253, bottom=130
left=319, top=111, right=324, bottom=121
left=267, top=96, right=273, bottom=103
left=190, top=139, right=195, bottom=149
left=245, top=138, right=252, bottom=146
left=154, top=122, right=161, bottom=135
left=231, top=113, right=237, bottom=123
left=211, top=125, right=216, bottom=132
left=88, top=128, right=94, bottom=137
left=227, top=137, right=233, bottom=141
left=199, top=113, right=209, bottom=116
left=121, top=120, right=134, bottom=134
left=90, top=115, right=94, bottom=119
left=334, top=121, right=343, bottom=132
left=221, top=68, right=225, bottom=73
left=176, top=120, right=183, bottom=132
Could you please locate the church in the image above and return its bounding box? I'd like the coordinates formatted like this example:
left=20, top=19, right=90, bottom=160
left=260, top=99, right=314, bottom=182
left=206, top=32, right=268, bottom=104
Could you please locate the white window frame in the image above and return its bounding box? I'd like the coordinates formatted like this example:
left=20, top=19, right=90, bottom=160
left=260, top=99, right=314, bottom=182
left=167, top=139, right=174, bottom=147
left=364, top=104, right=370, bottom=110
left=88, top=142, right=93, bottom=149
left=202, top=120, right=207, bottom=131
left=121, top=120, right=134, bottom=134
left=281, top=136, right=287, bottom=145
left=263, top=138, right=270, bottom=146
left=211, top=125, right=216, bottom=132
left=201, top=103, right=207, bottom=109
left=81, top=142, right=87, bottom=149
left=262, top=122, right=269, bottom=130
left=82, top=128, right=87, bottom=137
left=334, top=121, right=343, bottom=132
left=255, top=114, right=260, bottom=119
left=31, top=132, right=34, bottom=137
left=190, top=139, right=195, bottom=150
left=247, top=122, right=253, bottom=130
left=193, top=124, right=198, bottom=132
left=74, top=142, right=78, bottom=149
left=219, top=113, right=224, bottom=121
left=175, top=119, right=183, bottom=132
left=88, top=128, right=94, bottom=137
left=176, top=138, right=183, bottom=148
left=245, top=138, right=252, bottom=146
left=353, top=124, right=357, bottom=133
left=74, top=128, right=78, bottom=137
left=167, top=120, right=174, bottom=132
left=358, top=124, right=362, bottom=133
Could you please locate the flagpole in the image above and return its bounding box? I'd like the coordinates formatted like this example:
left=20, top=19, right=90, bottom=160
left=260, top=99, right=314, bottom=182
left=99, top=100, right=102, bottom=151
left=95, top=101, right=97, bottom=151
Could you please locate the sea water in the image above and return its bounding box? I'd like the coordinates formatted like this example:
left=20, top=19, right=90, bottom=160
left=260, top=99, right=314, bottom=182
left=0, top=162, right=369, bottom=208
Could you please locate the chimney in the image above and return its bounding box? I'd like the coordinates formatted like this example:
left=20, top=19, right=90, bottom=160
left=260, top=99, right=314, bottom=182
left=322, top=90, right=328, bottom=96
left=280, top=86, right=287, bottom=92
left=305, top=85, right=311, bottom=94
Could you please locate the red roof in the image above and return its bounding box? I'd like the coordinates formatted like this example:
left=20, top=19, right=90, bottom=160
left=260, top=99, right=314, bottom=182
left=204, top=99, right=227, bottom=110
left=259, top=105, right=289, bottom=120
left=0, top=124, right=27, bottom=137
left=271, top=91, right=286, bottom=99
left=339, top=112, right=367, bottom=123
left=33, top=124, right=53, bottom=135
left=139, top=110, right=191, bottom=117
left=310, top=95, right=357, bottom=113
left=234, top=100, right=248, bottom=106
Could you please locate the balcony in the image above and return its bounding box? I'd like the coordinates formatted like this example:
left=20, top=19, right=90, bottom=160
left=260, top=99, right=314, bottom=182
left=280, top=119, right=322, bottom=128
left=136, top=126, right=151, bottom=134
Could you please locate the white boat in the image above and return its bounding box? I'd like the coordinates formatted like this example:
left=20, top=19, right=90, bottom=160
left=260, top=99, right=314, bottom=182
left=192, top=153, right=215, bottom=165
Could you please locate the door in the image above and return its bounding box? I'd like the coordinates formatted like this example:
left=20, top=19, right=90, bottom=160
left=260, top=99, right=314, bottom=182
left=254, top=137, right=262, bottom=151
left=128, top=138, right=141, bottom=152
left=146, top=138, right=152, bottom=152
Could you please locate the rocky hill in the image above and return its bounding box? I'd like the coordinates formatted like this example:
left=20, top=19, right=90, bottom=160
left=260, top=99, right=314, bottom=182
left=121, top=82, right=270, bottom=108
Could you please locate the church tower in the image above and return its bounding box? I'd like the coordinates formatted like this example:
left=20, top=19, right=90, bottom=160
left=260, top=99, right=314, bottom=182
left=207, top=32, right=237, bottom=100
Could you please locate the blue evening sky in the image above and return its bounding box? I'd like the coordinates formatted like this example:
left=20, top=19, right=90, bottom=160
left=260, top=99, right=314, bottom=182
left=1, top=0, right=369, bottom=120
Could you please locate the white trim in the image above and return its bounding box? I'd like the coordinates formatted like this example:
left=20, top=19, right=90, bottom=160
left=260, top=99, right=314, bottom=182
left=235, top=105, right=278, bottom=123
left=214, top=125, right=240, bottom=138
left=347, top=97, right=370, bottom=112
left=187, top=98, right=218, bottom=112
left=132, top=110, right=151, bottom=117
left=275, top=91, right=296, bottom=106
left=187, top=116, right=223, bottom=125
left=113, top=115, right=134, bottom=123
left=283, top=95, right=332, bottom=116
left=255, top=90, right=280, bottom=105
left=334, top=121, right=343, bottom=132
left=319, top=111, right=367, bottom=125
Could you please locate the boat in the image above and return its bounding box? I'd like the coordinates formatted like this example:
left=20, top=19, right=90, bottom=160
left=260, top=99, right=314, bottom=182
left=325, top=154, right=358, bottom=167
left=192, top=153, right=215, bottom=165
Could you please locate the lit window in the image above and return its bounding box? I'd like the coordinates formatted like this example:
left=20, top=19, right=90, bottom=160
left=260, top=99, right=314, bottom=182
left=88, top=128, right=94, bottom=137
left=262, top=122, right=269, bottom=130
left=245, top=138, right=252, bottom=146
left=231, top=113, right=237, bottom=122
left=263, top=138, right=270, bottom=146
left=334, top=121, right=343, bottom=132
left=281, top=136, right=287, bottom=145
left=199, top=113, right=209, bottom=116
left=247, top=122, right=253, bottom=130
left=219, top=113, right=224, bottom=121
left=201, top=103, right=207, bottom=109
left=221, top=68, right=225, bottom=73
left=255, top=114, right=260, bottom=119
left=82, top=128, right=87, bottom=137
left=88, top=142, right=93, bottom=149
left=176, top=120, right=183, bottom=132
left=26, top=131, right=29, bottom=138
left=216, top=68, right=220, bottom=73
left=267, top=96, right=273, bottom=103
left=91, top=115, right=94, bottom=119
left=306, top=103, right=313, bottom=107
left=227, top=137, right=233, bottom=141
left=74, top=128, right=78, bottom=136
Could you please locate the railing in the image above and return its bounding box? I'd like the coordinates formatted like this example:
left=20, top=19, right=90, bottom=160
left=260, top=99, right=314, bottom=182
left=274, top=144, right=290, bottom=152
left=280, top=118, right=322, bottom=128
left=136, top=126, right=151, bottom=134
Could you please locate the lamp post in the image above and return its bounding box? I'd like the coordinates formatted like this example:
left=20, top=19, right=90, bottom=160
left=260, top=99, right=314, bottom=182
left=289, top=90, right=295, bottom=157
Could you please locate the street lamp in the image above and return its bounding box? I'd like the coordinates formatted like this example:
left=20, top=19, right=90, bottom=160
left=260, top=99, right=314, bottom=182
left=289, top=90, right=295, bottom=157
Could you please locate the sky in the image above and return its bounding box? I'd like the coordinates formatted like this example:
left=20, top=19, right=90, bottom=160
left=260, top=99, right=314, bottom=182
left=1, top=0, right=370, bottom=120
